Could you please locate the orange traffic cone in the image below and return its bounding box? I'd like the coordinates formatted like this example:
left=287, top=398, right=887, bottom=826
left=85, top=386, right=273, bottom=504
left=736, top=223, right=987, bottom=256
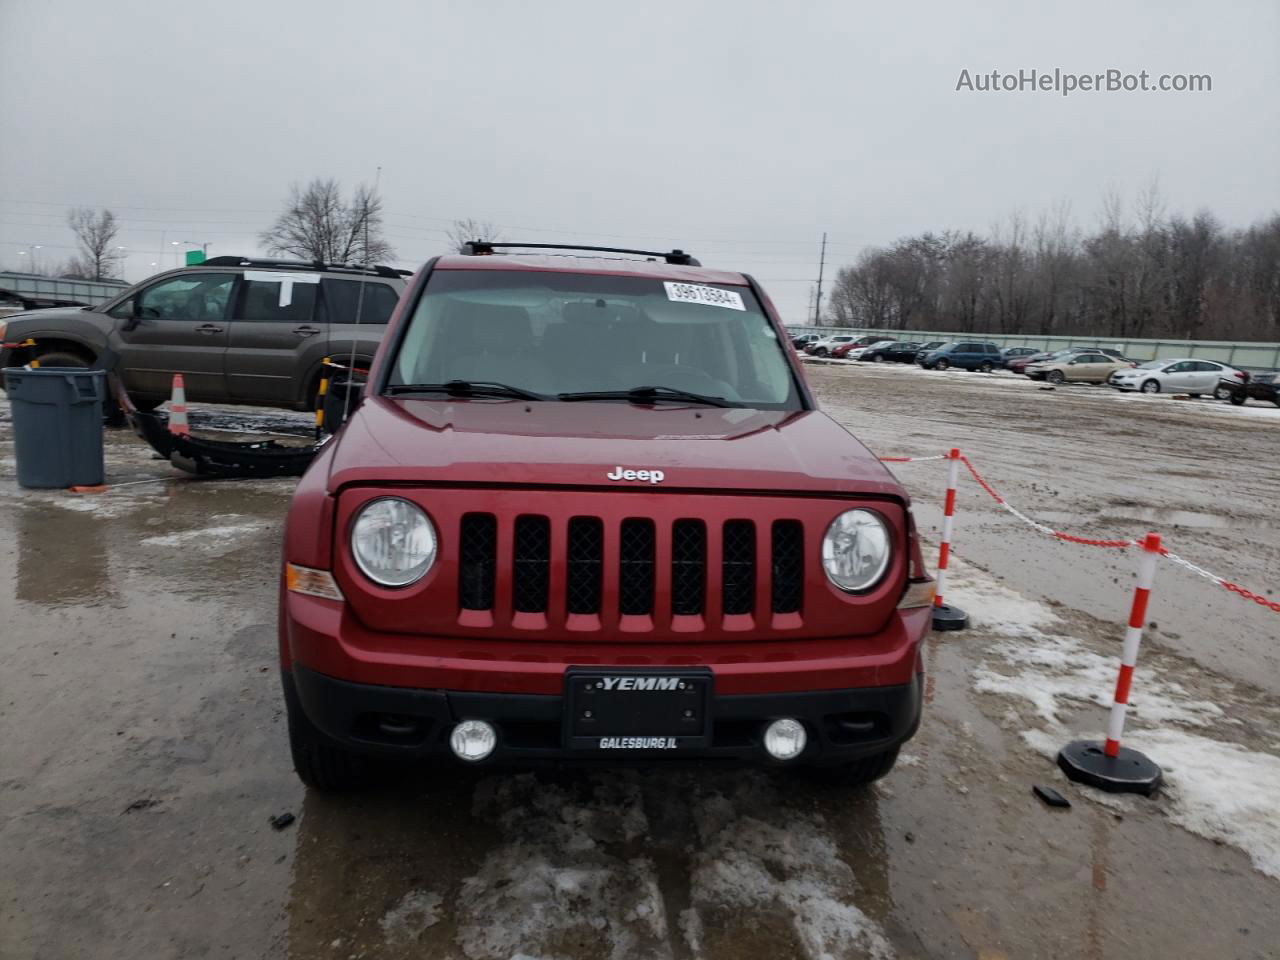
left=168, top=373, right=190, bottom=436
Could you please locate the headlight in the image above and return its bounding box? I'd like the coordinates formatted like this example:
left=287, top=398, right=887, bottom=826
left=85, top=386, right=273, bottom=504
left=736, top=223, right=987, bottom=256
left=822, top=509, right=891, bottom=592
left=351, top=497, right=437, bottom=587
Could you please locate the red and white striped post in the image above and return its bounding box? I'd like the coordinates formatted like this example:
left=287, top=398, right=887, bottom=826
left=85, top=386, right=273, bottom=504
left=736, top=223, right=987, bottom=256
left=1105, top=532, right=1162, bottom=756
left=1058, top=532, right=1164, bottom=795
left=932, top=448, right=968, bottom=630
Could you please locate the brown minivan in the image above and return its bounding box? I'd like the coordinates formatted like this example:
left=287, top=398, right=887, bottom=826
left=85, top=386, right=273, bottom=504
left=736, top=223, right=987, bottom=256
left=0, top=257, right=409, bottom=412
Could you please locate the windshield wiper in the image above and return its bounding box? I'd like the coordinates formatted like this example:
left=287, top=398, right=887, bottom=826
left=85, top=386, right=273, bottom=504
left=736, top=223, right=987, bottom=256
left=558, top=386, right=741, bottom=408
left=386, top=380, right=546, bottom=401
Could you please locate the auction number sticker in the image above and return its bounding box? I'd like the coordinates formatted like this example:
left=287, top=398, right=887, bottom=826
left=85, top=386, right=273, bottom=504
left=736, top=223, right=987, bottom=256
left=664, top=281, right=745, bottom=311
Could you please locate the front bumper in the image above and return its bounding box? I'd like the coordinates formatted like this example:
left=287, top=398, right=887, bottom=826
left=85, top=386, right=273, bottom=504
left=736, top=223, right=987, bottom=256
left=284, top=664, right=923, bottom=767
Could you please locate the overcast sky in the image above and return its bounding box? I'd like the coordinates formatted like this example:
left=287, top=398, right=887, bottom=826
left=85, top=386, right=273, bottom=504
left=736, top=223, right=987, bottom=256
left=1, top=0, right=1276, bottom=320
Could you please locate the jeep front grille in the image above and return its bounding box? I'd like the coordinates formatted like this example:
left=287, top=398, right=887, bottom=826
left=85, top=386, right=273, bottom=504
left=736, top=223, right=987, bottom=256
left=565, top=516, right=604, bottom=615
left=458, top=513, right=496, bottom=610
left=721, top=520, right=756, bottom=615
left=671, top=519, right=707, bottom=616
left=618, top=518, right=655, bottom=616
left=455, top=513, right=804, bottom=621
left=771, top=520, right=804, bottom=614
left=512, top=515, right=550, bottom=613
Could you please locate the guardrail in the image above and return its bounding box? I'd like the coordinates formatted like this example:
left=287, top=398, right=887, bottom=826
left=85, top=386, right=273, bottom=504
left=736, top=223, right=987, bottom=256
left=787, top=326, right=1280, bottom=372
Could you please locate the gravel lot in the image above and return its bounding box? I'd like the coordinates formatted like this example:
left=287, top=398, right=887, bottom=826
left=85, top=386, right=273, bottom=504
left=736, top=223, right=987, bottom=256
left=1, top=368, right=1278, bottom=960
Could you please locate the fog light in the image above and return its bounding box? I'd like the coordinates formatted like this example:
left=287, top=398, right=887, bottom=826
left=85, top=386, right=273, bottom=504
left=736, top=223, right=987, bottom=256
left=763, top=718, right=807, bottom=761
left=450, top=720, right=497, bottom=762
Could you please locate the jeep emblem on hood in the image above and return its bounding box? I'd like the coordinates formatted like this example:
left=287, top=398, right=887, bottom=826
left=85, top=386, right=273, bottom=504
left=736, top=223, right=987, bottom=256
left=606, top=466, right=665, bottom=484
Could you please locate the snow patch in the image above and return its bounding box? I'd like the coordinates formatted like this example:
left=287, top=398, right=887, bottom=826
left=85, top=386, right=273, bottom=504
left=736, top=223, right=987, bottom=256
left=974, top=633, right=1226, bottom=728
left=1132, top=729, right=1280, bottom=880
left=456, top=774, right=669, bottom=960
left=684, top=777, right=894, bottom=960
left=966, top=568, right=1280, bottom=881
left=945, top=566, right=1062, bottom=637
left=141, top=516, right=266, bottom=548
left=47, top=495, right=141, bottom=520
left=455, top=771, right=894, bottom=960
left=379, top=888, right=442, bottom=941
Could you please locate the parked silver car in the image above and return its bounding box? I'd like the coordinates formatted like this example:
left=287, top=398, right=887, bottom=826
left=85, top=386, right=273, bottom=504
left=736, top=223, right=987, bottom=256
left=1109, top=358, right=1247, bottom=398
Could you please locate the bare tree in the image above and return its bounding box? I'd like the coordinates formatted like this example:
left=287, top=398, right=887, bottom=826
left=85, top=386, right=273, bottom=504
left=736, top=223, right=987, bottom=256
left=819, top=194, right=1280, bottom=342
left=259, top=178, right=395, bottom=265
left=446, top=218, right=503, bottom=253
left=66, top=207, right=125, bottom=281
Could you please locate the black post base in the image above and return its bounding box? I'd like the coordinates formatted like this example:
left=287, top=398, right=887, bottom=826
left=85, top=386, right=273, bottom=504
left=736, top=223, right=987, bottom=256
left=931, top=604, right=969, bottom=632
left=1057, top=740, right=1162, bottom=796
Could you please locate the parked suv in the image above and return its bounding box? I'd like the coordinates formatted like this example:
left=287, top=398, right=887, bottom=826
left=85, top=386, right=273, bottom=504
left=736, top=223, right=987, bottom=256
left=0, top=257, right=409, bottom=411
left=918, top=341, right=1002, bottom=371
left=278, top=242, right=936, bottom=791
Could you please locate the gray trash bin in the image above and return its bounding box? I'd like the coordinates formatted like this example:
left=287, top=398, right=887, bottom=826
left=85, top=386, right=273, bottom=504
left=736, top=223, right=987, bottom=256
left=3, top=367, right=107, bottom=488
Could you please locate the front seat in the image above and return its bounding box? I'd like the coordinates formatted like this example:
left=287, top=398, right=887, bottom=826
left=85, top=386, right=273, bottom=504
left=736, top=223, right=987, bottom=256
left=449, top=304, right=551, bottom=392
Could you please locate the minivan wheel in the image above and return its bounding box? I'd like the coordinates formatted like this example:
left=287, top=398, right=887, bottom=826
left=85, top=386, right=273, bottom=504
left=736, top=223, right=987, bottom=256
left=1141, top=379, right=1161, bottom=394
left=810, top=747, right=900, bottom=787
left=283, top=672, right=369, bottom=792
left=934, top=358, right=949, bottom=371
left=1047, top=370, right=1065, bottom=384
left=33, top=349, right=126, bottom=426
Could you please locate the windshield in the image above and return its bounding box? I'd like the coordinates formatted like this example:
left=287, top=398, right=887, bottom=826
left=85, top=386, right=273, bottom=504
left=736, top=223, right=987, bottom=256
left=388, top=269, right=801, bottom=409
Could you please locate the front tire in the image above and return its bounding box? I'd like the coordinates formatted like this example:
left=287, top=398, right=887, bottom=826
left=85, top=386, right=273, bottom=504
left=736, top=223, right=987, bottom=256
left=810, top=747, right=900, bottom=787
left=1213, top=385, right=1233, bottom=401
left=283, top=672, right=369, bottom=792
left=1047, top=370, right=1065, bottom=384
left=871, top=354, right=883, bottom=363
left=815, top=348, right=828, bottom=357
left=935, top=359, right=949, bottom=371
left=1141, top=379, right=1161, bottom=394
left=1229, top=393, right=1246, bottom=405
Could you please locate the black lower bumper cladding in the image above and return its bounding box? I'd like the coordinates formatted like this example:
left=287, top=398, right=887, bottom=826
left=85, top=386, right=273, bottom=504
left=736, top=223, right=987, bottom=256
left=130, top=409, right=317, bottom=478
left=285, top=665, right=922, bottom=767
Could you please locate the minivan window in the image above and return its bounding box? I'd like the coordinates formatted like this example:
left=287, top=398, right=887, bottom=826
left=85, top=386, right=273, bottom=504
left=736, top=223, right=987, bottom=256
left=130, top=273, right=236, bottom=321
left=320, top=279, right=400, bottom=325
left=390, top=269, right=801, bottom=409
left=240, top=277, right=317, bottom=323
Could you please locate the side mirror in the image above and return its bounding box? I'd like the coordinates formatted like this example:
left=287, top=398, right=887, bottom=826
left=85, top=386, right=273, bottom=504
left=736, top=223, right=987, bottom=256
left=119, top=299, right=142, bottom=331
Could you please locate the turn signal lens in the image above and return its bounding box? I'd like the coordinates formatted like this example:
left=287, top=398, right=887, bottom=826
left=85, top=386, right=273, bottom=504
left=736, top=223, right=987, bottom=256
left=285, top=563, right=345, bottom=601
left=898, top=579, right=937, bottom=609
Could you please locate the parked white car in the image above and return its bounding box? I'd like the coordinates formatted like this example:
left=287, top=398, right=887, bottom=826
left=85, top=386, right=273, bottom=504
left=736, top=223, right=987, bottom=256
left=844, top=340, right=896, bottom=360
left=805, top=334, right=858, bottom=357
left=1109, top=359, right=1248, bottom=398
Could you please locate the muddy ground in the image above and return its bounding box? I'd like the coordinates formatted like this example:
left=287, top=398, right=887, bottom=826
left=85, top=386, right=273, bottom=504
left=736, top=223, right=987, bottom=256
left=1, top=367, right=1278, bottom=960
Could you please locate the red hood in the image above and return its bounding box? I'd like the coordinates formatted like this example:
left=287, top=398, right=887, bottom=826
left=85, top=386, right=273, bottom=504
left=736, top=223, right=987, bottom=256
left=325, top=397, right=906, bottom=500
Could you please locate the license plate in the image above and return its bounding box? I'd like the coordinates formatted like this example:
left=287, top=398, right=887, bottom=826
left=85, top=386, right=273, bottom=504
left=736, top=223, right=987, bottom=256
left=564, top=668, right=712, bottom=751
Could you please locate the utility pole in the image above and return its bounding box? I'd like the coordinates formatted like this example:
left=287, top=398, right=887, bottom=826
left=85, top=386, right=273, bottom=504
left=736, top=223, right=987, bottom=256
left=813, top=232, right=827, bottom=325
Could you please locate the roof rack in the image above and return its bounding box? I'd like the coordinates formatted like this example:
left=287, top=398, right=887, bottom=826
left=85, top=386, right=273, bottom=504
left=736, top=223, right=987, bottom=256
left=201, top=256, right=411, bottom=279
left=460, top=241, right=701, bottom=267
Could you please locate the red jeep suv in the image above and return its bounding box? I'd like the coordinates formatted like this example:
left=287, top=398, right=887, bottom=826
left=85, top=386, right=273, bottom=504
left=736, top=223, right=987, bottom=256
left=279, top=242, right=936, bottom=790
